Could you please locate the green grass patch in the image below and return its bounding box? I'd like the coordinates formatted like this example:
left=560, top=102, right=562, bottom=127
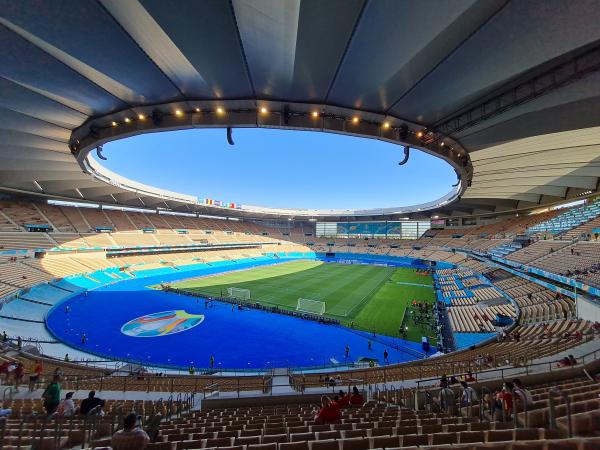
left=170, top=260, right=436, bottom=342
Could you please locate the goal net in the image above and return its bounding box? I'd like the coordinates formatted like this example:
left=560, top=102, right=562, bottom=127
left=296, top=298, right=326, bottom=315
left=227, top=287, right=251, bottom=300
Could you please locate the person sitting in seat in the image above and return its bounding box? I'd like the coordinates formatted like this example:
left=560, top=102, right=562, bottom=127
left=111, top=412, right=150, bottom=450
left=56, top=392, right=76, bottom=417
left=557, top=354, right=577, bottom=368
left=464, top=371, right=476, bottom=382
left=349, top=386, right=364, bottom=407
left=314, top=395, right=341, bottom=424
left=79, top=390, right=105, bottom=415
left=337, top=389, right=350, bottom=408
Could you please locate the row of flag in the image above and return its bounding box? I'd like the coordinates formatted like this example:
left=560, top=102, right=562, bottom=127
left=202, top=198, right=242, bottom=209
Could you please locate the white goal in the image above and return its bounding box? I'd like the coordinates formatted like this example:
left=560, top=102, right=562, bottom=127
left=296, top=298, right=326, bottom=315
left=227, top=287, right=251, bottom=300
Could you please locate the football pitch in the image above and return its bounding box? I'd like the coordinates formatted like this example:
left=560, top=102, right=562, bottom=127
left=170, top=260, right=436, bottom=341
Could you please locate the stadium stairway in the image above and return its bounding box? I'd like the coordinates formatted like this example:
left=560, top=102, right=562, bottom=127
left=271, top=369, right=296, bottom=395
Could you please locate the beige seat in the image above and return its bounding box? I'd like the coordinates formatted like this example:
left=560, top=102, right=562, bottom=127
left=469, top=423, right=491, bottom=432
left=401, top=434, right=428, bottom=447
left=511, top=441, right=545, bottom=450
left=291, top=433, right=315, bottom=442
left=316, top=431, right=340, bottom=440
left=309, top=439, right=339, bottom=450
left=147, top=443, right=176, bottom=450
left=236, top=436, right=261, bottom=446
left=263, top=435, right=288, bottom=444
left=342, top=430, right=366, bottom=439
left=247, top=444, right=277, bottom=450
left=279, top=440, right=310, bottom=450
left=218, top=431, right=240, bottom=438
left=485, top=429, right=513, bottom=442
left=165, top=433, right=191, bottom=442
left=396, top=426, right=418, bottom=435
left=339, top=437, right=369, bottom=450
left=459, top=431, right=485, bottom=444
left=431, top=432, right=458, bottom=446
left=370, top=427, right=393, bottom=437
left=176, top=440, right=204, bottom=450
left=205, top=437, right=235, bottom=448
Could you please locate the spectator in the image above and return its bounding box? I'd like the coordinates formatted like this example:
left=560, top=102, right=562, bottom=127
left=337, top=389, right=350, bottom=408
left=0, top=360, right=10, bottom=382
left=80, top=391, right=106, bottom=415
left=0, top=402, right=12, bottom=417
left=13, top=362, right=24, bottom=392
left=460, top=381, right=478, bottom=407
left=493, top=381, right=514, bottom=420
left=57, top=392, right=76, bottom=416
left=465, top=371, right=476, bottom=382
left=557, top=354, right=577, bottom=368
left=314, top=395, right=341, bottom=424
left=42, top=375, right=61, bottom=415
left=512, top=378, right=533, bottom=408
left=439, top=374, right=448, bottom=389
left=349, top=386, right=364, bottom=406
left=28, top=359, right=43, bottom=392
left=111, top=412, right=150, bottom=450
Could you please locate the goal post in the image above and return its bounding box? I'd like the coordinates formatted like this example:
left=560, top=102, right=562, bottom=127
left=227, top=287, right=251, bottom=300
left=296, top=298, right=326, bottom=315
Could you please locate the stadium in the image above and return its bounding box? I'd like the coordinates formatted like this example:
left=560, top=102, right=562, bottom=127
left=0, top=0, right=600, bottom=448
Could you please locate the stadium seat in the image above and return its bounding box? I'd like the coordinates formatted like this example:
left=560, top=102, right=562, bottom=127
left=248, top=444, right=277, bottom=450
left=279, top=441, right=310, bottom=450
left=370, top=435, right=400, bottom=448
left=458, top=431, right=485, bottom=443
left=339, top=437, right=370, bottom=450
left=309, top=439, right=339, bottom=450
left=263, top=434, right=289, bottom=444
left=402, top=434, right=429, bottom=446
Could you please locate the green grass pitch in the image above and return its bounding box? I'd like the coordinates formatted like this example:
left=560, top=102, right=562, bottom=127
left=170, top=260, right=436, bottom=342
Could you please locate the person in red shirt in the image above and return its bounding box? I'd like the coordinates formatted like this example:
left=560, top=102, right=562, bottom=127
left=29, top=360, right=43, bottom=392
left=493, top=381, right=514, bottom=420
left=314, top=395, right=341, bottom=424
left=337, top=390, right=350, bottom=408
left=349, top=386, right=364, bottom=407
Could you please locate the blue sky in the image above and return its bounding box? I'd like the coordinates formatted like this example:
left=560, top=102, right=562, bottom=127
left=99, top=128, right=456, bottom=210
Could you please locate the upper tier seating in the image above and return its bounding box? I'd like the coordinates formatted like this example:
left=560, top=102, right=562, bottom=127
left=527, top=199, right=600, bottom=236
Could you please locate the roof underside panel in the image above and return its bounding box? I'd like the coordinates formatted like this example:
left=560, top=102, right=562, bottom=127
left=389, top=0, right=600, bottom=124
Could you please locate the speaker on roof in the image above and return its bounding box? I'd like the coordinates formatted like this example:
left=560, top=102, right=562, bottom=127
left=151, top=109, right=164, bottom=126
left=227, top=127, right=235, bottom=145
left=283, top=105, right=291, bottom=125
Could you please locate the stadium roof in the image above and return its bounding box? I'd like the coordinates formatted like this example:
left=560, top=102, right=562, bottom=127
left=1, top=0, right=600, bottom=221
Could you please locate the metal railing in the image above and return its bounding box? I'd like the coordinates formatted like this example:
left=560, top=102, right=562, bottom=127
left=414, top=344, right=600, bottom=392
left=548, top=387, right=572, bottom=438
left=479, top=386, right=493, bottom=422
